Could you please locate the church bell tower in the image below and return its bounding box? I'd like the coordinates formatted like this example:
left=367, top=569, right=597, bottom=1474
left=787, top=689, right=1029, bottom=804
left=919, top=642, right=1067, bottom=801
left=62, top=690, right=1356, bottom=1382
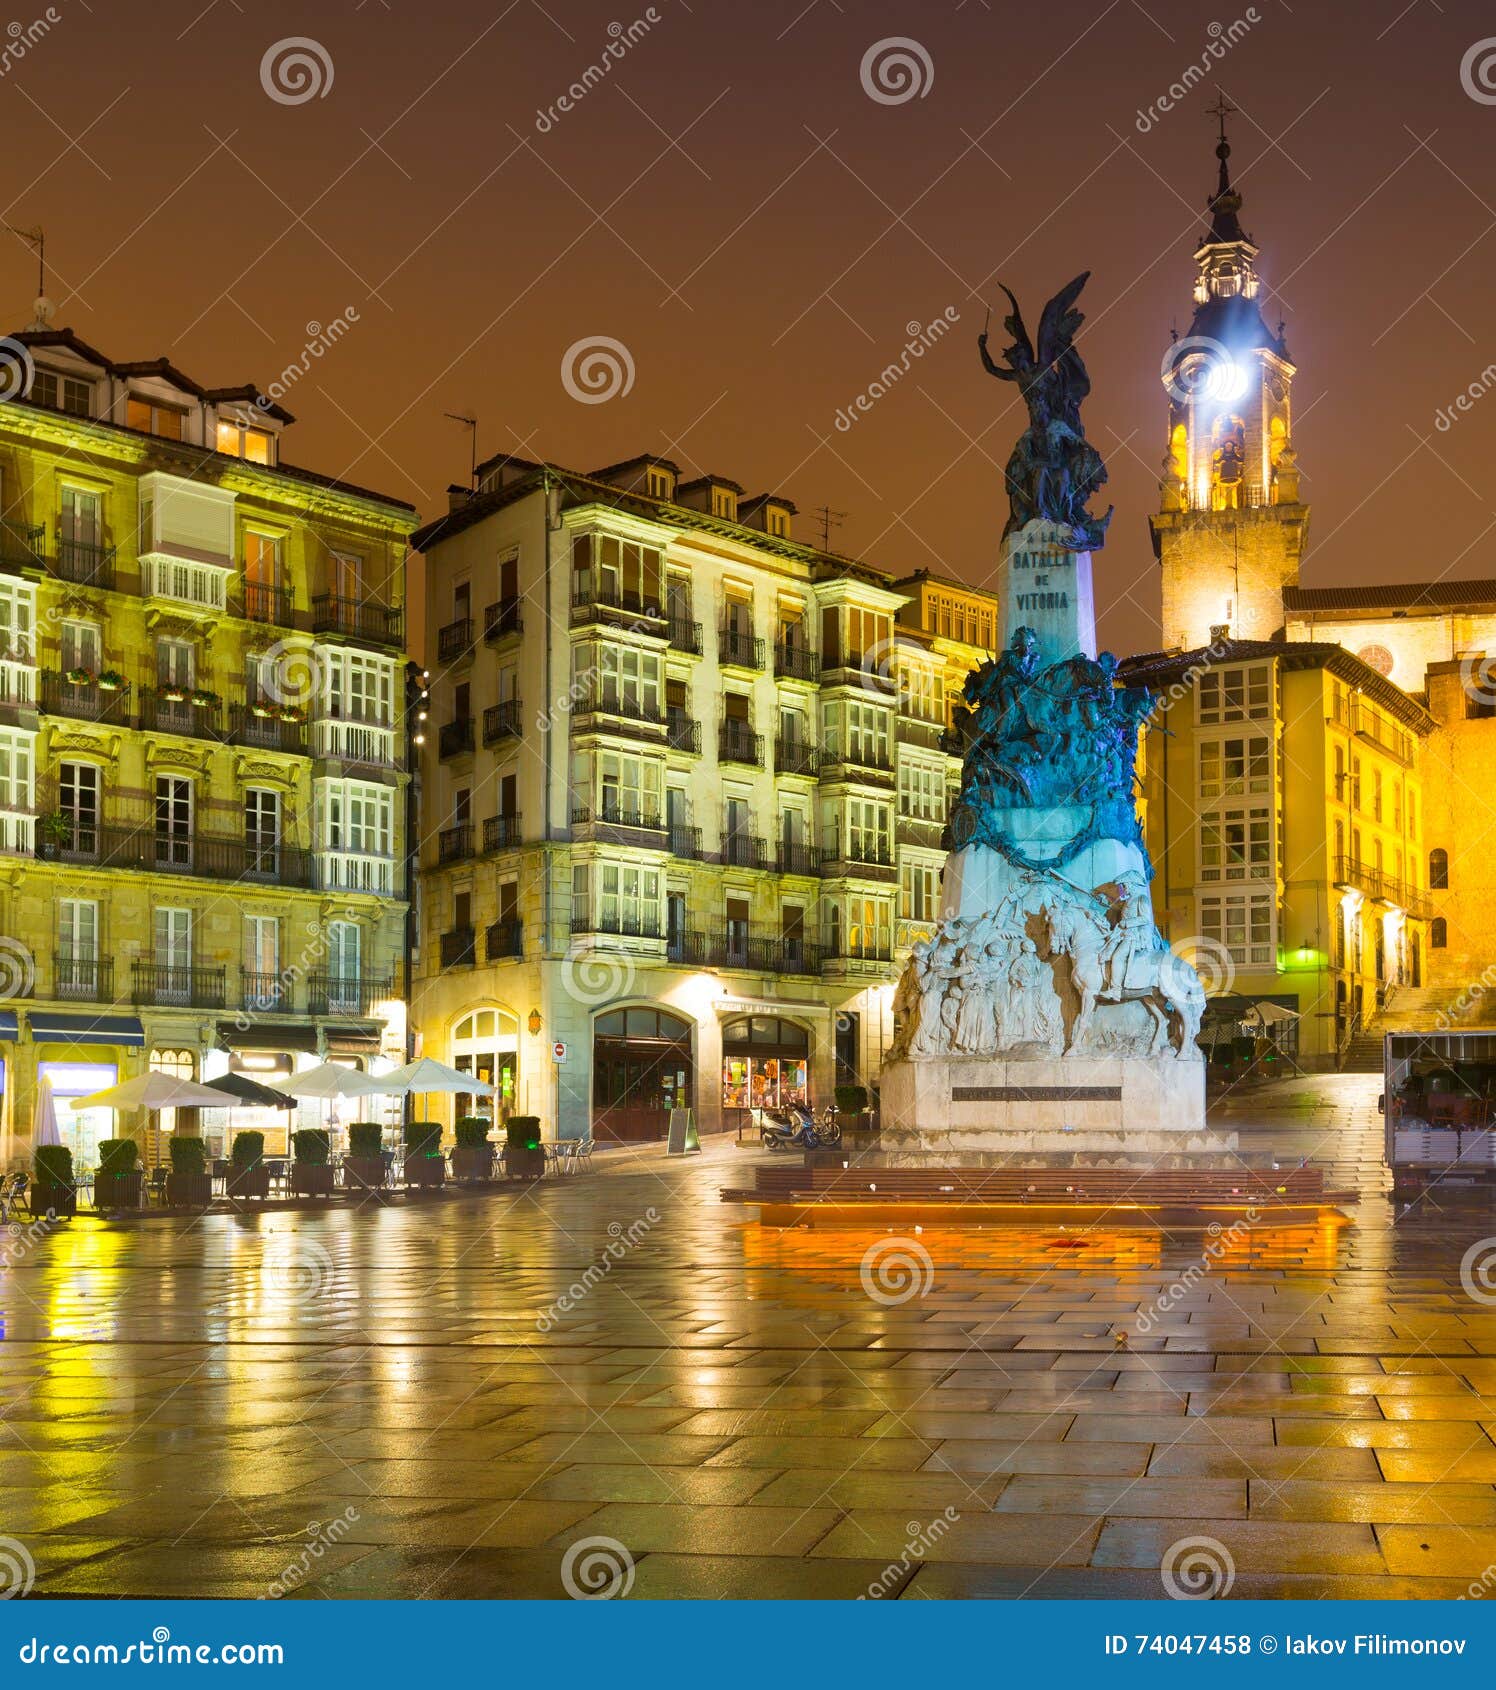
left=1151, top=100, right=1308, bottom=650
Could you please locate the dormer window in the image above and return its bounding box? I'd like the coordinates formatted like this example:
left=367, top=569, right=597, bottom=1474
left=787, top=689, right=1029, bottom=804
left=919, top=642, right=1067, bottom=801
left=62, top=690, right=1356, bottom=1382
left=216, top=417, right=275, bottom=466
left=646, top=466, right=673, bottom=500
left=712, top=487, right=737, bottom=520
left=127, top=396, right=185, bottom=441
left=767, top=508, right=789, bottom=538
left=31, top=369, right=91, bottom=418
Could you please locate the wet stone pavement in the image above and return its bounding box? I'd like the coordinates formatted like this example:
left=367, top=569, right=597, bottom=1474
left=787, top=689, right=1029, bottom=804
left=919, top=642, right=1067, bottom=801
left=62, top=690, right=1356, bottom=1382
left=4, top=1074, right=1496, bottom=1600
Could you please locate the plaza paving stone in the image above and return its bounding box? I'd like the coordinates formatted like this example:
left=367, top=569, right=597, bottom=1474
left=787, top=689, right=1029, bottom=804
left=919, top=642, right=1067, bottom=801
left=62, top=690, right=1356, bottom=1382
left=2, top=1072, right=1496, bottom=1598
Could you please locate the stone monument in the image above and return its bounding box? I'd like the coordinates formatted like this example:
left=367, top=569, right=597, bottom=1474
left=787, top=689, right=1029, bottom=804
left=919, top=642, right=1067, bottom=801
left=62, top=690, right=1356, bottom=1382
left=879, top=273, right=1222, bottom=1162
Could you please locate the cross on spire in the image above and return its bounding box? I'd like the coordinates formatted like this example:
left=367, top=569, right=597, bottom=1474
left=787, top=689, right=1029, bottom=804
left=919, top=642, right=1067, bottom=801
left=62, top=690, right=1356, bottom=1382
left=1207, top=90, right=1236, bottom=141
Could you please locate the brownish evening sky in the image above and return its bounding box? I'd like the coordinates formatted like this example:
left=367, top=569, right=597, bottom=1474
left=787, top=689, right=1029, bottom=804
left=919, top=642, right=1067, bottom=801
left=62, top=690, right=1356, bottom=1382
left=6, top=0, right=1495, bottom=657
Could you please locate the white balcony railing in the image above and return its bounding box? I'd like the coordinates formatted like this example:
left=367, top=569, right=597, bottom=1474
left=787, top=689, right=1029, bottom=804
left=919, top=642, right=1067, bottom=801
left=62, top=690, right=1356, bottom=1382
left=0, top=658, right=36, bottom=707
left=312, top=717, right=397, bottom=768
left=0, top=809, right=33, bottom=855
left=140, top=554, right=232, bottom=613
left=317, top=849, right=396, bottom=896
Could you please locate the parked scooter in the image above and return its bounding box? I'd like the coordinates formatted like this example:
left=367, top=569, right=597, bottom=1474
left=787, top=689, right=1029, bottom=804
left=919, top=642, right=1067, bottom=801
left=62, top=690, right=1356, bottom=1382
left=758, top=1103, right=843, bottom=1152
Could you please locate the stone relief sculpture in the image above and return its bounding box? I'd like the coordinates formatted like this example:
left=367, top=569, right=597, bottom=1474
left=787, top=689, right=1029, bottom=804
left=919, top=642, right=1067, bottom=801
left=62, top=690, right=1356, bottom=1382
left=885, top=627, right=1206, bottom=1066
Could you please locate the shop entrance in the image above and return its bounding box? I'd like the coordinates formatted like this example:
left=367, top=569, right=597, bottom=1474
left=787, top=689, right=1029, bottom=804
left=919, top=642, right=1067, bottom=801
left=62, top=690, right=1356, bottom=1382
left=721, top=1015, right=811, bottom=1136
left=450, top=1008, right=519, bottom=1126
left=592, top=1007, right=692, bottom=1141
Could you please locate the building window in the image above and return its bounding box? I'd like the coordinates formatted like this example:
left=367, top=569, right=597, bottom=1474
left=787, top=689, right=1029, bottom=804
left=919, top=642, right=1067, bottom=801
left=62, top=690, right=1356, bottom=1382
left=1429, top=847, right=1449, bottom=889
left=900, top=859, right=940, bottom=923
left=1199, top=890, right=1275, bottom=968
left=1197, top=664, right=1272, bottom=724
left=32, top=369, right=91, bottom=416
left=324, top=649, right=396, bottom=725
left=327, top=920, right=362, bottom=982
left=1431, top=917, right=1448, bottom=949
left=1198, top=735, right=1271, bottom=799
left=598, top=751, right=662, bottom=825
left=1200, top=807, right=1272, bottom=881
left=0, top=579, right=35, bottom=662
left=898, top=760, right=945, bottom=821
left=126, top=396, right=185, bottom=440
left=216, top=418, right=275, bottom=465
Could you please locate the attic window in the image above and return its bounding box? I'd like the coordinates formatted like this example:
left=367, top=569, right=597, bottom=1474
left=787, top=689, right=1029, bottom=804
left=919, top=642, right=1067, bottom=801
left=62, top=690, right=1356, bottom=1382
left=216, top=417, right=275, bottom=466
left=767, top=508, right=789, bottom=538
left=127, top=396, right=185, bottom=441
left=32, top=369, right=91, bottom=418
left=646, top=467, right=673, bottom=500
left=713, top=488, right=737, bottom=520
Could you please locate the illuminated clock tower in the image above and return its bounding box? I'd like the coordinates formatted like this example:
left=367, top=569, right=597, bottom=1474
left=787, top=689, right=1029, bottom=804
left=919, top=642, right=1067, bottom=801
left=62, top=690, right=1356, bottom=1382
left=1151, top=101, right=1308, bottom=650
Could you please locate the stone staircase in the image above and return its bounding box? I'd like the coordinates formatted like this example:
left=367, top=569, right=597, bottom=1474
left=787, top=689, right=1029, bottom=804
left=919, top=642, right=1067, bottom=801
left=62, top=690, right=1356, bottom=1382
left=1339, top=983, right=1487, bottom=1072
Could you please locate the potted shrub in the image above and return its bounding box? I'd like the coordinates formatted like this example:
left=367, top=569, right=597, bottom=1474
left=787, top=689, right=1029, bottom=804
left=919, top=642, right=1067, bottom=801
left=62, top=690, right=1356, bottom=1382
left=94, top=1137, right=143, bottom=1209
left=166, top=1134, right=213, bottom=1206
left=227, top=1129, right=270, bottom=1200
left=66, top=666, right=94, bottom=686
left=41, top=811, right=72, bottom=846
left=451, top=1116, right=494, bottom=1181
left=97, top=669, right=125, bottom=691
left=402, top=1120, right=444, bottom=1187
left=279, top=704, right=304, bottom=724
left=835, top=1084, right=870, bottom=1132
left=161, top=683, right=188, bottom=703
left=31, top=1144, right=76, bottom=1219
left=191, top=687, right=220, bottom=709
left=342, top=1121, right=385, bottom=1190
left=502, top=1116, right=544, bottom=1181
left=290, top=1128, right=334, bottom=1196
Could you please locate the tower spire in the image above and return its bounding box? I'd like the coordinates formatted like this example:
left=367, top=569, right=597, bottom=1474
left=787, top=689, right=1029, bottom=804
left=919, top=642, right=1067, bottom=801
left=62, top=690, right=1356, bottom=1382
left=1204, top=92, right=1246, bottom=244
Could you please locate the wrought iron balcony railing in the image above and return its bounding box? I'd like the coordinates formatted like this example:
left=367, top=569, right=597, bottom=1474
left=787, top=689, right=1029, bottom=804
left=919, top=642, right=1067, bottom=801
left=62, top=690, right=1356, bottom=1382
left=131, top=962, right=227, bottom=1009
left=139, top=686, right=221, bottom=740
left=0, top=520, right=44, bottom=570
left=40, top=671, right=132, bottom=726
left=773, top=643, right=819, bottom=682
left=241, top=970, right=290, bottom=1012
left=484, top=598, right=523, bottom=640
left=718, top=723, right=762, bottom=766
left=37, top=822, right=312, bottom=886
left=485, top=919, right=523, bottom=961
left=225, top=700, right=308, bottom=754
left=307, top=971, right=395, bottom=1017
left=776, top=841, right=819, bottom=876
left=439, top=717, right=475, bottom=758
left=53, top=953, right=113, bottom=1003
left=440, top=927, right=476, bottom=969
left=437, top=823, right=474, bottom=864
left=483, top=814, right=521, bottom=851
left=667, top=616, right=702, bottom=655
left=483, top=700, right=522, bottom=743
left=52, top=537, right=116, bottom=589
left=774, top=738, right=819, bottom=777
left=437, top=617, right=474, bottom=663
left=718, top=628, right=764, bottom=670
left=666, top=710, right=700, bottom=753
left=311, top=594, right=404, bottom=646
left=721, top=832, right=768, bottom=870
left=238, top=581, right=294, bottom=626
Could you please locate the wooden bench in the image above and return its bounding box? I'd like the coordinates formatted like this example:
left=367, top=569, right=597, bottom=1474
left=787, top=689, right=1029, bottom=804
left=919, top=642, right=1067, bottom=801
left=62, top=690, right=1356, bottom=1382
left=721, top=1161, right=1357, bottom=1223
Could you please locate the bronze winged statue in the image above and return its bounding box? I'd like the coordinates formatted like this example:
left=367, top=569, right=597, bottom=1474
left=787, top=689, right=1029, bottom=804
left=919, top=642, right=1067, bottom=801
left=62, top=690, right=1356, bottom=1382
left=978, top=271, right=1113, bottom=551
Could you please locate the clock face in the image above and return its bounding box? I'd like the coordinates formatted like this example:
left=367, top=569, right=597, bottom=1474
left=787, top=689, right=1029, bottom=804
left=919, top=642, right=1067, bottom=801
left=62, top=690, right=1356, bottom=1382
left=1358, top=643, right=1395, bottom=678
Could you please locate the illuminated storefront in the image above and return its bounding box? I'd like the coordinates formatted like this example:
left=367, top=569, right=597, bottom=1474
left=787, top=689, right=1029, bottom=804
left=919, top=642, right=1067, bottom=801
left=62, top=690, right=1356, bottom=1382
left=450, top=1008, right=519, bottom=1122
left=591, top=1006, right=692, bottom=1141
left=721, top=1016, right=810, bottom=1130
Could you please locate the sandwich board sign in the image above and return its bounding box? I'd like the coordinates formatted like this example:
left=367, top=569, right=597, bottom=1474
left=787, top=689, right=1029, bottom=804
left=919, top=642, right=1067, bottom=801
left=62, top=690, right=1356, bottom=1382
left=666, top=1108, right=699, bottom=1156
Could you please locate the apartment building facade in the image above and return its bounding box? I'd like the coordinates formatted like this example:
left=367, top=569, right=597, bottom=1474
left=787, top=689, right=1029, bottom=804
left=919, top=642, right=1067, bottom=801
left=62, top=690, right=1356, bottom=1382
left=0, top=317, right=414, bottom=1165
left=412, top=454, right=994, bottom=1141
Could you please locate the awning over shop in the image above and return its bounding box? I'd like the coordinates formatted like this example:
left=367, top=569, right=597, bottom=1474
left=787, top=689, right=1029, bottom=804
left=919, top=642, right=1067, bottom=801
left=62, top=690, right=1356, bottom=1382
left=1201, top=992, right=1299, bottom=1025
left=218, top=1022, right=320, bottom=1053
left=324, top=1029, right=381, bottom=1056
left=28, top=1012, right=145, bottom=1047
left=0, top=1010, right=17, bottom=1041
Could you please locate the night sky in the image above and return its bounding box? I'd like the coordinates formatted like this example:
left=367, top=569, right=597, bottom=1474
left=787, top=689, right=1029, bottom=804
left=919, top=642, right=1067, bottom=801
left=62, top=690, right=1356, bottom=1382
left=7, top=0, right=1495, bottom=657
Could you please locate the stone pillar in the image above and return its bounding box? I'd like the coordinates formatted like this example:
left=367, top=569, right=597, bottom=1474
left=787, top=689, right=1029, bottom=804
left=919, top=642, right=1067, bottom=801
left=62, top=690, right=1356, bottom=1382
left=996, top=518, right=1096, bottom=662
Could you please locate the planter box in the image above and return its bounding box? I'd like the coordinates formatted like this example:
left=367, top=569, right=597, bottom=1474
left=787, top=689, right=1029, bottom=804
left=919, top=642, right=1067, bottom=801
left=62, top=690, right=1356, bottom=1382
left=503, top=1146, right=546, bottom=1181
left=93, top=1169, right=143, bottom=1209
left=342, top=1155, right=386, bottom=1190
left=450, top=1145, right=494, bottom=1181
left=29, top=1182, right=76, bottom=1219
left=403, top=1154, right=445, bottom=1188
left=166, top=1172, right=214, bottom=1207
left=291, top=1164, right=335, bottom=1197
left=227, top=1164, right=271, bottom=1200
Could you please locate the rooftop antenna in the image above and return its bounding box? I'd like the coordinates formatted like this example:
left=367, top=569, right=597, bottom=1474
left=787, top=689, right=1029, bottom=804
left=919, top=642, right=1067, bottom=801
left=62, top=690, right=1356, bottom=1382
left=814, top=504, right=848, bottom=552
left=6, top=224, right=50, bottom=326
left=444, top=411, right=478, bottom=489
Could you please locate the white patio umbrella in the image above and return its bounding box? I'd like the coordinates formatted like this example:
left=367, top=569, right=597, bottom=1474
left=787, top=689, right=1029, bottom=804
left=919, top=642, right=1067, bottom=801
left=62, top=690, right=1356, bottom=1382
left=269, top=1062, right=388, bottom=1101
left=32, top=1075, right=62, bottom=1147
left=76, top=1071, right=232, bottom=1171
left=381, top=1057, right=495, bottom=1132
left=77, top=1072, right=232, bottom=1111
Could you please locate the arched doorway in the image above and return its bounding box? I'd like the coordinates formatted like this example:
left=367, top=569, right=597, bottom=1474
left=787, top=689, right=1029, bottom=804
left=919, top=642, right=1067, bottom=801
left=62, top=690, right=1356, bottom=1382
left=721, top=1015, right=811, bottom=1135
left=450, top=1008, right=519, bottom=1123
left=592, top=1007, right=692, bottom=1142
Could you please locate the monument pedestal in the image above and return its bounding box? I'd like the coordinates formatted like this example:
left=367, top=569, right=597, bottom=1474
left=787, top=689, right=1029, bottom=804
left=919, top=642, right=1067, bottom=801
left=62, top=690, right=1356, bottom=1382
left=879, top=1050, right=1219, bottom=1165
left=996, top=519, right=1097, bottom=664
